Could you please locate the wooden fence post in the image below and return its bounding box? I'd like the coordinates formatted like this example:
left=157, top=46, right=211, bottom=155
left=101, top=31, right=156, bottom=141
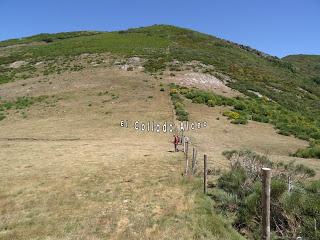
left=181, top=130, right=184, bottom=146
left=262, top=168, right=271, bottom=240
left=204, top=154, right=207, bottom=194
left=191, top=147, right=196, bottom=175
left=185, top=141, right=189, bottom=175
left=288, top=176, right=292, bottom=193
left=192, top=147, right=197, bottom=175
left=183, top=137, right=186, bottom=153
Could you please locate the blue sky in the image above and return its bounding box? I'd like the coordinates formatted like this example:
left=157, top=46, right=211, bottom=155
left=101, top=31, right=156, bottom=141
left=1, top=0, right=319, bottom=57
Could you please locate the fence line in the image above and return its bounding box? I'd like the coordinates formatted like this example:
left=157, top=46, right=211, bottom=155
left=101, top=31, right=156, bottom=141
left=178, top=132, right=271, bottom=239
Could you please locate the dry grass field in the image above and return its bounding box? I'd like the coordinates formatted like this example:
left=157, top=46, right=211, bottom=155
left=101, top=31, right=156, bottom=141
left=0, top=63, right=316, bottom=239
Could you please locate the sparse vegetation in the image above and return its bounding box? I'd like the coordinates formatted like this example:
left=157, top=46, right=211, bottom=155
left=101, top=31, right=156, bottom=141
left=97, top=90, right=109, bottom=96
left=169, top=84, right=189, bottom=121
left=111, top=93, right=119, bottom=100
left=293, top=142, right=320, bottom=158
left=143, top=57, right=168, bottom=73
left=0, top=31, right=101, bottom=48
left=0, top=95, right=49, bottom=120
left=1, top=26, right=319, bottom=129
left=172, top=85, right=320, bottom=158
left=211, top=149, right=319, bottom=239
left=97, top=91, right=119, bottom=101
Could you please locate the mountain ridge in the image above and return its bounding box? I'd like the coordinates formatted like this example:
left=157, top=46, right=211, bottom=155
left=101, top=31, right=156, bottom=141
left=1, top=24, right=319, bottom=60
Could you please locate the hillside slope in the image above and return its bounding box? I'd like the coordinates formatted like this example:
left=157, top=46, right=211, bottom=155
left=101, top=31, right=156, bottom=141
left=1, top=24, right=319, bottom=149
left=283, top=54, right=320, bottom=82
left=1, top=25, right=319, bottom=113
left=0, top=25, right=319, bottom=239
left=0, top=64, right=250, bottom=239
left=0, top=55, right=313, bottom=240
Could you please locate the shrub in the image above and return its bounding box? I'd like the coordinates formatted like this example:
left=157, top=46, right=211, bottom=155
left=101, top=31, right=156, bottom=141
left=143, top=57, right=167, bottom=73
left=174, top=101, right=184, bottom=110
left=293, top=144, right=320, bottom=158
left=223, top=111, right=240, bottom=120
left=277, top=129, right=291, bottom=136
left=311, top=77, right=320, bottom=85
left=176, top=109, right=189, bottom=121
left=217, top=166, right=247, bottom=197
left=169, top=84, right=189, bottom=121
left=234, top=102, right=247, bottom=110
left=231, top=117, right=248, bottom=125
left=192, top=95, right=206, bottom=104
left=179, top=88, right=189, bottom=95
left=251, top=114, right=269, bottom=123
left=2, top=102, right=14, bottom=110
left=215, top=149, right=319, bottom=239
left=170, top=88, right=179, bottom=95
left=0, top=75, right=11, bottom=84
left=170, top=93, right=182, bottom=103
left=15, top=97, right=34, bottom=109
left=207, top=99, right=216, bottom=107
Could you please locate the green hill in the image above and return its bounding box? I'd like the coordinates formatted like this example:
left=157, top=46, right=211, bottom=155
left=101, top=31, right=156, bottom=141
left=1, top=25, right=320, bottom=239
left=1, top=25, right=319, bottom=110
left=1, top=24, right=319, bottom=155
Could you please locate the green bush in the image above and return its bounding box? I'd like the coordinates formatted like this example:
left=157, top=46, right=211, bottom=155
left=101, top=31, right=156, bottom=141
left=231, top=117, right=248, bottom=125
left=207, top=99, right=216, bottom=107
left=143, top=57, right=167, bottom=73
left=217, top=166, right=247, bottom=197
left=311, top=77, right=320, bottom=85
left=0, top=75, right=11, bottom=84
left=174, top=101, right=184, bottom=110
left=215, top=149, right=319, bottom=239
left=176, top=109, right=189, bottom=121
left=251, top=114, right=269, bottom=123
left=192, top=95, right=206, bottom=104
left=15, top=96, right=35, bottom=109
left=294, top=144, right=320, bottom=158
left=223, top=111, right=240, bottom=120
left=234, top=102, right=247, bottom=111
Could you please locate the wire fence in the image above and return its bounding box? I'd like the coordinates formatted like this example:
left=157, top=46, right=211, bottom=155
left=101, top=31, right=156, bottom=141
left=176, top=130, right=272, bottom=240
